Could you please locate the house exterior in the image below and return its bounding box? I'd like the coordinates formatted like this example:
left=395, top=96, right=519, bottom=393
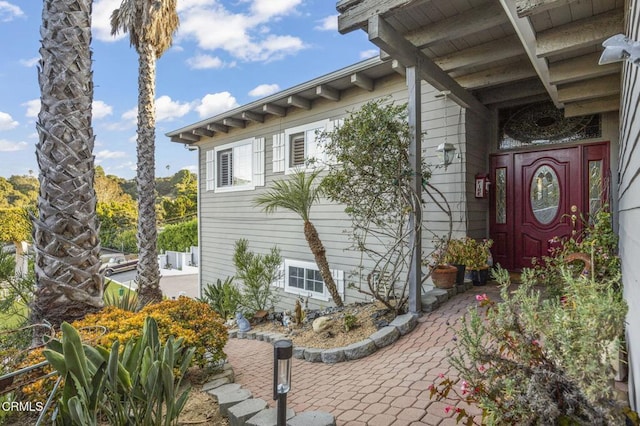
left=168, top=0, right=640, bottom=409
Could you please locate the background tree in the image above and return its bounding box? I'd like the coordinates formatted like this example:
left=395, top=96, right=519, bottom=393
left=254, top=169, right=344, bottom=307
left=111, top=0, right=179, bottom=308
left=0, top=207, right=32, bottom=277
left=94, top=166, right=138, bottom=250
left=32, top=0, right=104, bottom=327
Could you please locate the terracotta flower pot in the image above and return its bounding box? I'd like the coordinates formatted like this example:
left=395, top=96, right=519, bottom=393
left=431, top=265, right=458, bottom=289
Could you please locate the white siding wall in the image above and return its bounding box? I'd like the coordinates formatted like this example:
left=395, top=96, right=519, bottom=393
left=195, top=73, right=473, bottom=310
left=619, top=0, right=640, bottom=410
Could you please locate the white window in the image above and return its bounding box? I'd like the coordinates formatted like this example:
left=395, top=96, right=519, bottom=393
left=276, top=259, right=344, bottom=301
left=205, top=138, right=265, bottom=192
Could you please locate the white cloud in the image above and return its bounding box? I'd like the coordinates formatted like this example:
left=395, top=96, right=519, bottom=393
left=96, top=150, right=128, bottom=162
left=23, top=99, right=40, bottom=118
left=186, top=54, right=224, bottom=69
left=0, top=139, right=27, bottom=152
left=92, top=100, right=113, bottom=119
left=156, top=96, right=192, bottom=122
left=0, top=111, right=18, bottom=130
left=250, top=0, right=302, bottom=19
left=315, top=15, right=337, bottom=31
left=121, top=107, right=137, bottom=124
left=0, top=1, right=23, bottom=22
left=195, top=92, right=239, bottom=118
left=360, top=49, right=379, bottom=59
left=19, top=57, right=39, bottom=67
left=92, top=0, right=125, bottom=42
left=248, top=83, right=280, bottom=97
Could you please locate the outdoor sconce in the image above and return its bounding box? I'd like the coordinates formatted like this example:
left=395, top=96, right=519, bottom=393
left=273, top=339, right=293, bottom=426
left=436, top=142, right=457, bottom=168
left=599, top=34, right=640, bottom=66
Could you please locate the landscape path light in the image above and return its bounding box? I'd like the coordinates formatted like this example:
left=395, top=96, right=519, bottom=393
left=273, top=339, right=292, bottom=426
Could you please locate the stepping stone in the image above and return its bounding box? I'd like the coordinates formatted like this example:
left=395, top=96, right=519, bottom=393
left=287, top=411, right=336, bottom=426
left=246, top=407, right=295, bottom=426
left=389, top=313, right=418, bottom=336
left=303, top=348, right=323, bottom=362
left=320, top=347, right=345, bottom=364
left=207, top=383, right=241, bottom=400
left=421, top=295, right=438, bottom=312
left=202, top=377, right=231, bottom=392
left=369, top=326, right=400, bottom=348
left=218, top=388, right=253, bottom=416
left=428, top=288, right=450, bottom=303
left=246, top=331, right=257, bottom=340
left=292, top=347, right=306, bottom=359
left=207, top=363, right=235, bottom=383
left=343, top=339, right=376, bottom=360
left=228, top=398, right=268, bottom=426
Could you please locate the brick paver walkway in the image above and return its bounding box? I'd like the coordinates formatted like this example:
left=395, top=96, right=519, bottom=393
left=224, top=284, right=502, bottom=425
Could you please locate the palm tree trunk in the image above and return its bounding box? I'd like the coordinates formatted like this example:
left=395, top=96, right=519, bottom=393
left=303, top=221, right=343, bottom=307
left=135, top=43, right=162, bottom=308
left=32, top=0, right=104, bottom=327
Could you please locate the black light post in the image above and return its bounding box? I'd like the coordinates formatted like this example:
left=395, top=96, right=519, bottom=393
left=273, top=339, right=292, bottom=426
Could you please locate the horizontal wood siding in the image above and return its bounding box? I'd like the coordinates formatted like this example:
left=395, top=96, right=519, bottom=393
left=619, top=0, right=640, bottom=410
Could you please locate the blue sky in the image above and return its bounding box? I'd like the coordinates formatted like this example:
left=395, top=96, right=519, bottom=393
left=0, top=0, right=375, bottom=179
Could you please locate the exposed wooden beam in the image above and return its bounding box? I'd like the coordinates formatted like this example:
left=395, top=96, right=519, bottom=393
left=564, top=95, right=620, bottom=117
left=207, top=123, right=228, bottom=133
left=351, top=72, right=374, bottom=91
left=536, top=9, right=624, bottom=58
left=179, top=132, right=200, bottom=142
left=337, top=0, right=433, bottom=34
left=223, top=118, right=245, bottom=128
left=316, top=84, right=341, bottom=101
left=557, top=74, right=620, bottom=103
left=456, top=59, right=537, bottom=90
left=476, top=78, right=547, bottom=105
left=406, top=2, right=507, bottom=49
left=192, top=128, right=214, bottom=138
left=287, top=95, right=312, bottom=110
left=516, top=0, right=581, bottom=18
left=242, top=111, right=264, bottom=123
left=500, top=0, right=560, bottom=107
left=548, top=52, right=622, bottom=85
left=391, top=59, right=406, bottom=76
left=263, top=103, right=287, bottom=117
left=488, top=93, right=551, bottom=110
left=170, top=136, right=188, bottom=143
left=367, top=15, right=488, bottom=114
left=435, top=35, right=522, bottom=73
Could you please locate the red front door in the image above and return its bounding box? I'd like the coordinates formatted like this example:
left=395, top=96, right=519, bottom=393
left=490, top=142, right=609, bottom=270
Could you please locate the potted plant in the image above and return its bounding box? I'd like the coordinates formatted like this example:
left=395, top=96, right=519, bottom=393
left=461, top=238, right=493, bottom=286
left=442, top=238, right=468, bottom=285
left=430, top=263, right=458, bottom=289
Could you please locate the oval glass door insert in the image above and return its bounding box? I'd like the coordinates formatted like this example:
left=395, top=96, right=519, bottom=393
left=530, top=165, right=560, bottom=224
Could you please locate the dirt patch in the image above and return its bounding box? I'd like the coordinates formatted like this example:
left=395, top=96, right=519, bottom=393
left=250, top=301, right=396, bottom=349
left=178, top=387, right=228, bottom=426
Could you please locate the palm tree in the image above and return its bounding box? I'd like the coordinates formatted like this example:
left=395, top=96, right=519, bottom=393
left=32, top=0, right=104, bottom=327
left=111, top=0, right=179, bottom=308
left=255, top=169, right=344, bottom=307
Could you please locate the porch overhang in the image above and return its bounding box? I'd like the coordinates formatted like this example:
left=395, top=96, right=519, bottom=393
left=337, top=0, right=623, bottom=116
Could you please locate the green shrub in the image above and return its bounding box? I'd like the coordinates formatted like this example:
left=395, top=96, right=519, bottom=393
left=157, top=219, right=197, bottom=253
left=343, top=313, right=359, bottom=332
left=199, top=277, right=242, bottom=320
left=113, top=228, right=138, bottom=254
left=233, top=239, right=281, bottom=313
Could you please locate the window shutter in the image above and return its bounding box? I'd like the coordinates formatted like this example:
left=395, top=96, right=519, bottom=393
left=218, top=150, right=232, bottom=187
left=272, top=133, right=285, bottom=173
left=252, top=137, right=265, bottom=186
left=205, top=150, right=215, bottom=191
left=290, top=133, right=306, bottom=167
left=331, top=269, right=345, bottom=298
left=273, top=263, right=285, bottom=288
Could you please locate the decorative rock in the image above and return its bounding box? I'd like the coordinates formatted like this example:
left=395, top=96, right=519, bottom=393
left=369, top=326, right=400, bottom=348
left=246, top=331, right=256, bottom=340
left=389, top=313, right=418, bottom=336
left=312, top=316, right=332, bottom=333
left=343, top=339, right=377, bottom=360
left=374, top=319, right=389, bottom=329
left=292, top=347, right=306, bottom=359
left=208, top=363, right=235, bottom=383
left=228, top=330, right=238, bottom=339
left=236, top=312, right=251, bottom=332
left=303, top=347, right=323, bottom=362
left=218, top=389, right=252, bottom=416
left=321, top=348, right=345, bottom=364
left=207, top=383, right=242, bottom=401
left=287, top=411, right=336, bottom=426
left=228, top=398, right=268, bottom=426
left=201, top=377, right=231, bottom=392
left=246, top=407, right=296, bottom=426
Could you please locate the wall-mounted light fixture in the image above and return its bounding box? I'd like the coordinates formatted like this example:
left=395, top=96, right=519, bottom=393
left=599, top=34, right=640, bottom=66
left=436, top=142, right=457, bottom=168
left=273, top=339, right=293, bottom=426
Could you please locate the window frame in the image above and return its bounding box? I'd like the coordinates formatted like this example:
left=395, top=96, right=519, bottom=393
left=283, top=119, right=329, bottom=175
left=207, top=138, right=256, bottom=193
left=282, top=259, right=341, bottom=301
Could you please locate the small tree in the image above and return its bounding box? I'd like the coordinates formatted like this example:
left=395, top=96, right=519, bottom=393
left=0, top=207, right=33, bottom=277
left=233, top=239, right=281, bottom=313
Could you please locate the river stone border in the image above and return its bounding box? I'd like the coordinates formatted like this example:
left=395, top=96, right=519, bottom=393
left=229, top=281, right=474, bottom=364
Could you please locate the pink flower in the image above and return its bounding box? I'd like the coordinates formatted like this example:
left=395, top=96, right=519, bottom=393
left=438, top=373, right=445, bottom=379
left=477, top=365, right=486, bottom=372
left=475, top=294, right=489, bottom=302
left=445, top=406, right=453, bottom=414
left=461, top=380, right=470, bottom=395
left=532, top=339, right=540, bottom=346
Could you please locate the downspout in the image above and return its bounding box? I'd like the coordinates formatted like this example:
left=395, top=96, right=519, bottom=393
left=187, top=143, right=202, bottom=298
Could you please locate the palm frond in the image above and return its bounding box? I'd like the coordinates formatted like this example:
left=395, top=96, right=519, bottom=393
left=254, top=169, right=323, bottom=222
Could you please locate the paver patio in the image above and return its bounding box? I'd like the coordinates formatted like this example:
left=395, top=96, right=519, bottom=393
left=224, top=284, right=502, bottom=425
